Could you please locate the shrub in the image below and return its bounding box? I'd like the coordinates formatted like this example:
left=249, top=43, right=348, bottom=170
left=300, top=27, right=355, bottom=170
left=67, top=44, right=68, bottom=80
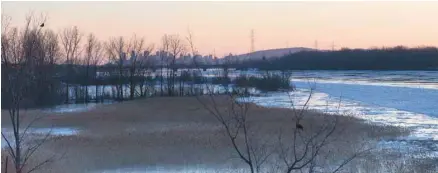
left=233, top=72, right=292, bottom=92
left=176, top=71, right=205, bottom=84
left=211, top=76, right=231, bottom=85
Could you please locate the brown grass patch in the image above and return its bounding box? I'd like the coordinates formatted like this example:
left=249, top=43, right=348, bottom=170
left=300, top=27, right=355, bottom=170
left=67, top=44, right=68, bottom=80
left=1, top=96, right=411, bottom=173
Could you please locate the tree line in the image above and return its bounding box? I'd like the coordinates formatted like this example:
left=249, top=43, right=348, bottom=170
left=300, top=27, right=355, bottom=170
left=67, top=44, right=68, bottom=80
left=246, top=46, right=438, bottom=70
left=119, top=46, right=438, bottom=71
left=1, top=14, right=208, bottom=108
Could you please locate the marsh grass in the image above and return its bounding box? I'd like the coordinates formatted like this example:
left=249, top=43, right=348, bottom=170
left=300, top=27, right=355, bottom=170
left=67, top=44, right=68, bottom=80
left=1, top=96, right=426, bottom=173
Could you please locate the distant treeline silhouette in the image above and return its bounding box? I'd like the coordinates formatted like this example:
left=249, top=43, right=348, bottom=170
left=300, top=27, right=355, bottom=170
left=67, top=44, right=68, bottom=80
left=245, top=46, right=438, bottom=70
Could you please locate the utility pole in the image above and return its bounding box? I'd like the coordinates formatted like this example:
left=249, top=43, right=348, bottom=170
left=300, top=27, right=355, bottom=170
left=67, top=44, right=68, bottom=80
left=314, top=40, right=318, bottom=50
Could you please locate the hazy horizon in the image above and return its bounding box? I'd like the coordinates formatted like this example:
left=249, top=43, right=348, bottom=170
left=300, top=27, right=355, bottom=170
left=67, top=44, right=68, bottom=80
left=2, top=1, right=438, bottom=56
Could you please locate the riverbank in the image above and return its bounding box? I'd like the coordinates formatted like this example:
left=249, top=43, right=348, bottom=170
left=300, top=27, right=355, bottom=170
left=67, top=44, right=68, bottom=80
left=1, top=96, right=432, bottom=173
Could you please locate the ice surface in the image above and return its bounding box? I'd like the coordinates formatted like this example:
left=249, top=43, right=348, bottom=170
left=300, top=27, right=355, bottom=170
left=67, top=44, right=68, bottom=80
left=239, top=70, right=438, bottom=158
left=1, top=127, right=79, bottom=149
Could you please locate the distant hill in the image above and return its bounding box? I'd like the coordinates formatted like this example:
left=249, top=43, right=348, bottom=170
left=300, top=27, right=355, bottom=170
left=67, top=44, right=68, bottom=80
left=235, top=47, right=315, bottom=61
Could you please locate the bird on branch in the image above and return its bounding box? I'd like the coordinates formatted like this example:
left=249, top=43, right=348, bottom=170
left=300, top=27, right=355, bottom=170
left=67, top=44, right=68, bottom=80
left=296, top=123, right=304, bottom=130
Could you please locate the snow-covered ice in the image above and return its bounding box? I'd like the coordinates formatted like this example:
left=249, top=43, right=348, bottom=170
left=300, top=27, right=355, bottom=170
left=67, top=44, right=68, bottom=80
left=1, top=127, right=79, bottom=149
left=241, top=70, right=438, bottom=157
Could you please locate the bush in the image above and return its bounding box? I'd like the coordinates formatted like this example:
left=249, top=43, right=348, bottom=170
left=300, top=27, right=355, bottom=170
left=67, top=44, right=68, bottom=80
left=174, top=71, right=206, bottom=84
left=211, top=76, right=231, bottom=85
left=233, top=72, right=292, bottom=92
left=192, top=71, right=205, bottom=84
left=179, top=71, right=192, bottom=82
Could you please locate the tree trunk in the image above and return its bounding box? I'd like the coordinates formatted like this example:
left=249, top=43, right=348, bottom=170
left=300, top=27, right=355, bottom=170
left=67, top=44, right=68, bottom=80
left=85, top=66, right=89, bottom=103
left=74, top=86, right=78, bottom=103
left=65, top=83, right=69, bottom=104
left=179, top=75, right=182, bottom=96
left=166, top=66, right=172, bottom=96
left=129, top=68, right=135, bottom=100
left=95, top=84, right=99, bottom=103
left=13, top=109, right=22, bottom=173
left=160, top=63, right=164, bottom=96
left=118, top=67, right=123, bottom=101
left=5, top=156, right=9, bottom=173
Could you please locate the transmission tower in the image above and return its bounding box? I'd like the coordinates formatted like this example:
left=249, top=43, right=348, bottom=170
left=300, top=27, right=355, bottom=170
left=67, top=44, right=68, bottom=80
left=331, top=41, right=336, bottom=51
left=250, top=29, right=255, bottom=53
left=314, top=40, right=318, bottom=50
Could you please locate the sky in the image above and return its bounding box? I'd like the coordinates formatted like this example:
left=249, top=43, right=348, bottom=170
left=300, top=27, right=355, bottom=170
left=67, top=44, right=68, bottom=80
left=2, top=1, right=438, bottom=56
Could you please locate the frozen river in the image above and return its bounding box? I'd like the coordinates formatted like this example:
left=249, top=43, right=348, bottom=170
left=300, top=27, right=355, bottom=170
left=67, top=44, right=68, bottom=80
left=246, top=70, right=438, bottom=156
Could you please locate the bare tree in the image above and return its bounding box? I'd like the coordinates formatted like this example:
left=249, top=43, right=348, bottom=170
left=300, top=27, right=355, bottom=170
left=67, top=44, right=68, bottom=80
left=30, top=26, right=62, bottom=107
left=167, top=34, right=186, bottom=96
left=187, top=30, right=263, bottom=173
left=185, top=29, right=198, bottom=95
left=275, top=89, right=339, bottom=173
left=91, top=38, right=103, bottom=102
left=105, top=35, right=154, bottom=100
left=60, top=26, right=82, bottom=103
left=1, top=13, right=58, bottom=173
left=195, top=84, right=368, bottom=173
left=159, top=34, right=170, bottom=96
left=185, top=28, right=366, bottom=172
left=126, top=35, right=145, bottom=100
left=44, top=30, right=60, bottom=69
left=195, top=88, right=271, bottom=173
left=106, top=36, right=130, bottom=100
left=83, top=33, right=102, bottom=102
left=134, top=44, right=154, bottom=98
left=1, top=14, right=13, bottom=67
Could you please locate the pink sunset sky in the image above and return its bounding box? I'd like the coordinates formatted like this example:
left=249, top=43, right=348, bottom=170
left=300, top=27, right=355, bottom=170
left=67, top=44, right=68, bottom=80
left=2, top=1, right=438, bottom=56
